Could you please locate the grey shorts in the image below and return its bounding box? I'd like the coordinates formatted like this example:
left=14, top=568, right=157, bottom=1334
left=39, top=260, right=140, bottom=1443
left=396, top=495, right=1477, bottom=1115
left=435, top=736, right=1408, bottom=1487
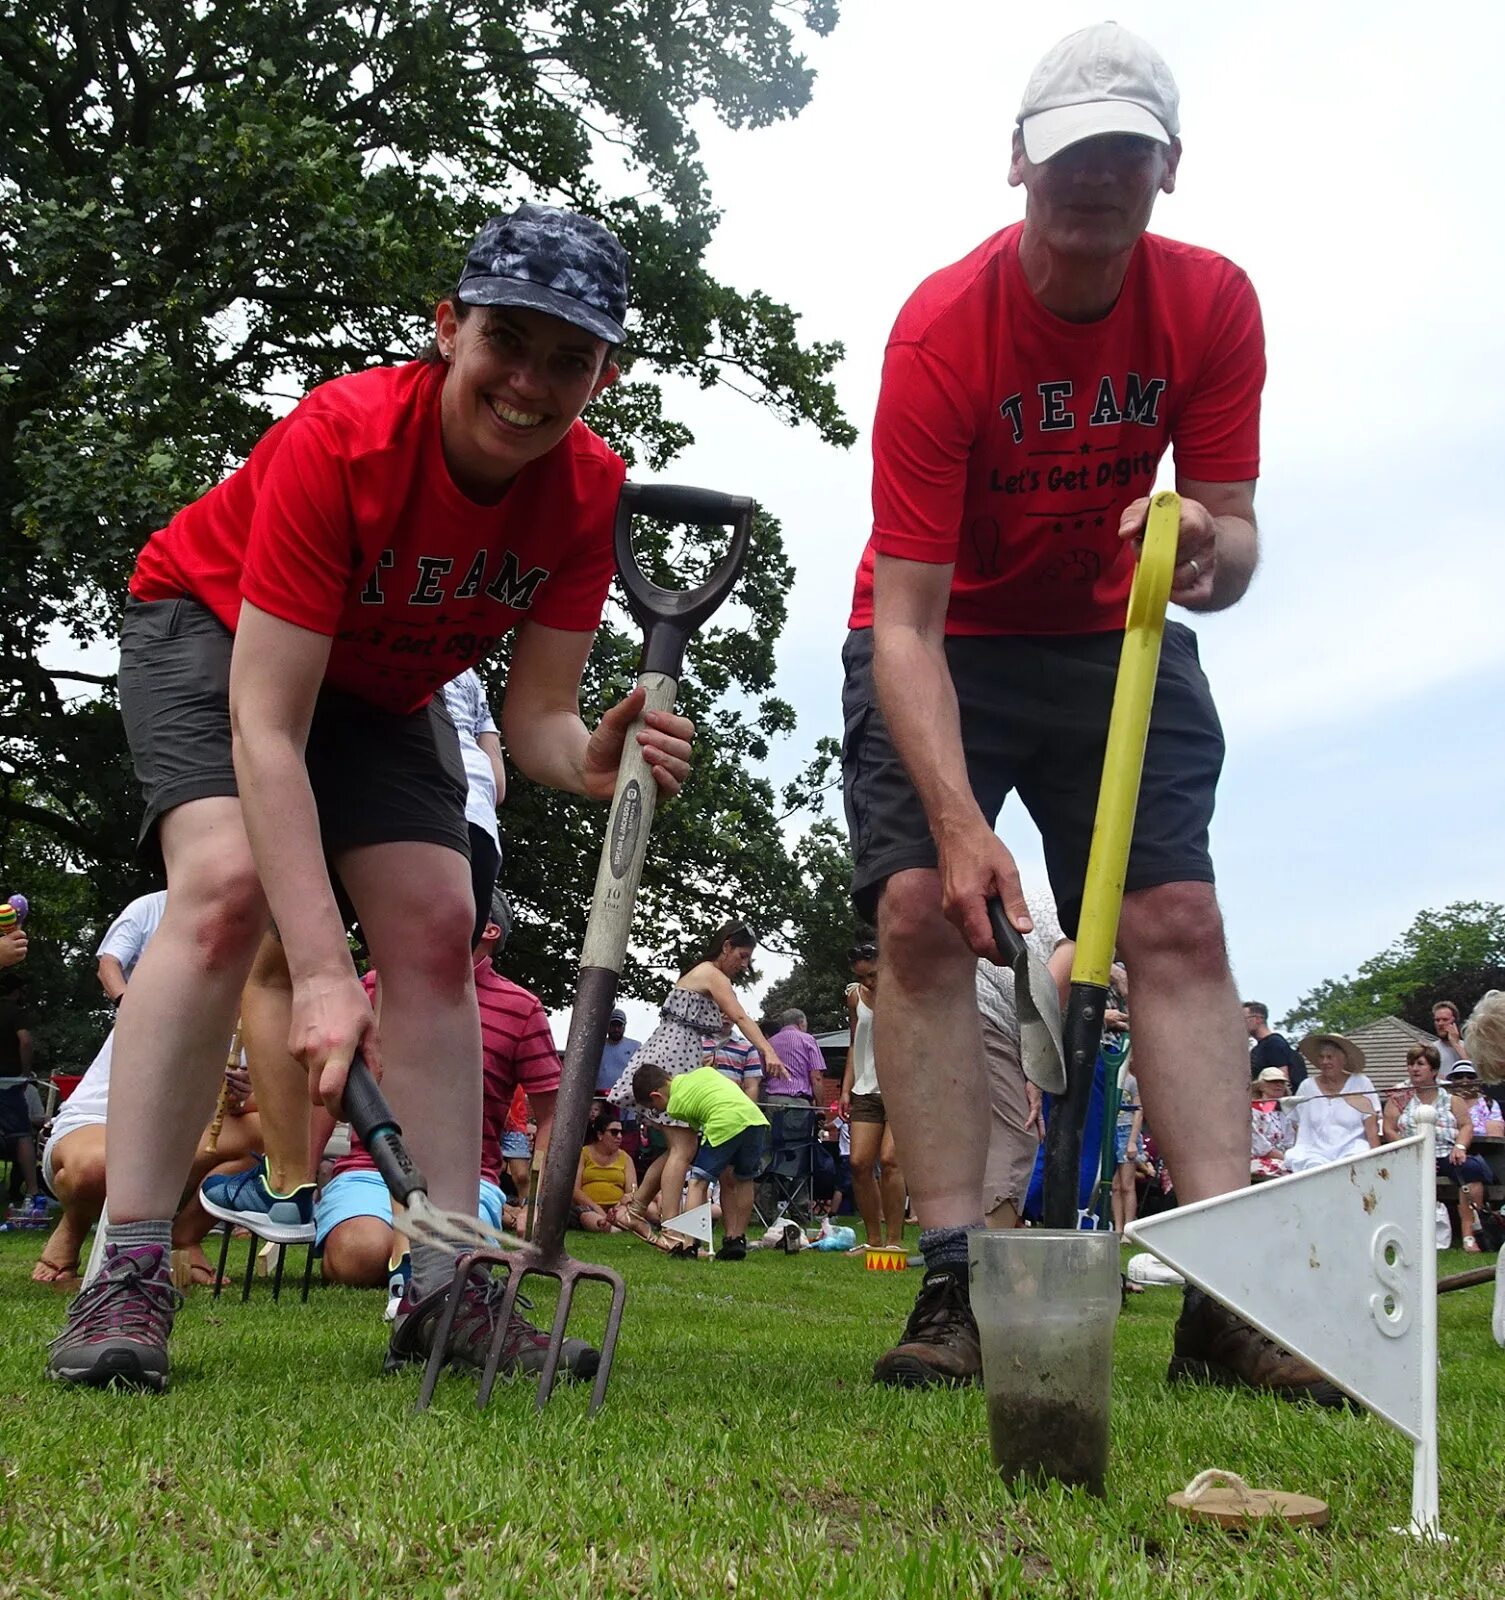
left=118, top=597, right=468, bottom=866
left=840, top=624, right=1224, bottom=931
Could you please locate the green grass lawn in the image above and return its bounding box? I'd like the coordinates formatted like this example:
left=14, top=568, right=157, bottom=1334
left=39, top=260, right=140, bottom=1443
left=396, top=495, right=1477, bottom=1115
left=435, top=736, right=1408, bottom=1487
left=1, top=1228, right=1501, bottom=1599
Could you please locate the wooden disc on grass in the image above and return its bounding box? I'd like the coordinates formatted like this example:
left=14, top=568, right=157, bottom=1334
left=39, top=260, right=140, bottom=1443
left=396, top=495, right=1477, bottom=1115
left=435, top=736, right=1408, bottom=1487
left=1168, top=1482, right=1328, bottom=1530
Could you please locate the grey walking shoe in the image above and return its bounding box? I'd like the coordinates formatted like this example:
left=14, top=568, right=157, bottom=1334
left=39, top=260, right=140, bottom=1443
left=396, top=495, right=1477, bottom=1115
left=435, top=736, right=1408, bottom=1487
left=385, top=1270, right=599, bottom=1382
left=47, top=1243, right=183, bottom=1391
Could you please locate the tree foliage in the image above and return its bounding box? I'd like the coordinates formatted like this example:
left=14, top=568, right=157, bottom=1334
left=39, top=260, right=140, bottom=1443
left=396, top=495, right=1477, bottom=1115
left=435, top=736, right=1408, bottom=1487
left=1281, top=902, right=1505, bottom=1037
left=757, top=810, right=867, bottom=1034
left=0, top=1, right=852, bottom=1054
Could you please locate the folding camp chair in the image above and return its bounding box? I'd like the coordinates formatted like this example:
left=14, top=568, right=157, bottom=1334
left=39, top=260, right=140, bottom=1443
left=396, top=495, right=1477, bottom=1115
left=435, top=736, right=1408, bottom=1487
left=752, top=1104, right=819, bottom=1227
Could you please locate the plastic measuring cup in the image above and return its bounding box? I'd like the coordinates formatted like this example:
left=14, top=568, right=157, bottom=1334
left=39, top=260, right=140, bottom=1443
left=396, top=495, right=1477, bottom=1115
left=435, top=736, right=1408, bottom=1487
left=969, top=1229, right=1120, bottom=1496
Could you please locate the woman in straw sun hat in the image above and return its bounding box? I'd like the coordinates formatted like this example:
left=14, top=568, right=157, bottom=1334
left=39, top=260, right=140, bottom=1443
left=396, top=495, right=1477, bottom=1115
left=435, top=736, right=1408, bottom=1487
left=1283, top=1034, right=1379, bottom=1173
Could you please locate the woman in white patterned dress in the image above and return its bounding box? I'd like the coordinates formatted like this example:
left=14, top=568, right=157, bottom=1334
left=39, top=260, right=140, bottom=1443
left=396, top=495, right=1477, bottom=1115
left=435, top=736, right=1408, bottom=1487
left=608, top=921, right=786, bottom=1253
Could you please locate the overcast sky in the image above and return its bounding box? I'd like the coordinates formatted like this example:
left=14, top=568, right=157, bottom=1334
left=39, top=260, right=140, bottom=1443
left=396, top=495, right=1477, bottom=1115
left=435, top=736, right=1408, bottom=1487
left=597, top=0, right=1505, bottom=1045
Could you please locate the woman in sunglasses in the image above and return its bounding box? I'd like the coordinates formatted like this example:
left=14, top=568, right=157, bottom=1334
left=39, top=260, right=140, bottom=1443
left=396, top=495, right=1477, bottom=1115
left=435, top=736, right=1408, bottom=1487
left=1444, top=1061, right=1505, bottom=1139
left=570, top=1103, right=638, bottom=1233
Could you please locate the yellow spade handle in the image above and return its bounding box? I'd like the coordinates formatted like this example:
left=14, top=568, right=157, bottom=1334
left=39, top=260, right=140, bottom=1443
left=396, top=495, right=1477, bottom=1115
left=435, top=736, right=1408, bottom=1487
left=1070, top=491, right=1181, bottom=989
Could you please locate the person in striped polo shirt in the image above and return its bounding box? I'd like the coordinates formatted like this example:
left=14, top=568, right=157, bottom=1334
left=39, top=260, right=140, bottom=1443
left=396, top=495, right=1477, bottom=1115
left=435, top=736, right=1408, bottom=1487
left=313, top=890, right=594, bottom=1380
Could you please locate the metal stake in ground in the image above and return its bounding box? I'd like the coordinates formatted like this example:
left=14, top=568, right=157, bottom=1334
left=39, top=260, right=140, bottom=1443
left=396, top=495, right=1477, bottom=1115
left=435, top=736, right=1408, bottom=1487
left=420, top=481, right=756, bottom=1416
left=1041, top=492, right=1178, bottom=1228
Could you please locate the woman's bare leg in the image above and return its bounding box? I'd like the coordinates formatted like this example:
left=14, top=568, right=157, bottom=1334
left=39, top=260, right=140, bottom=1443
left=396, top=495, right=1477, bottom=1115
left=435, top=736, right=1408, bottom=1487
left=849, top=1120, right=884, bottom=1247
left=106, top=798, right=268, bottom=1223
left=877, top=1124, right=907, bottom=1247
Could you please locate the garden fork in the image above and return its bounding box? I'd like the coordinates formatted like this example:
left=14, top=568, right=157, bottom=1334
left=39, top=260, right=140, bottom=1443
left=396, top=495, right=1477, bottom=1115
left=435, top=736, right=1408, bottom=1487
left=417, top=482, right=756, bottom=1414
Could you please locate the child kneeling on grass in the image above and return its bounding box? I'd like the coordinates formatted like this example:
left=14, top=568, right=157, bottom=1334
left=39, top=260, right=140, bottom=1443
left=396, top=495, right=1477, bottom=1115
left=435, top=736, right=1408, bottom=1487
left=632, top=1063, right=766, bottom=1260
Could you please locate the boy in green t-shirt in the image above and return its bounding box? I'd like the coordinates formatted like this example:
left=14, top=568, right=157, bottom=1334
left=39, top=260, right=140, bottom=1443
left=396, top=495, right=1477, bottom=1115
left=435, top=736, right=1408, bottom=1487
left=632, top=1063, right=768, bottom=1260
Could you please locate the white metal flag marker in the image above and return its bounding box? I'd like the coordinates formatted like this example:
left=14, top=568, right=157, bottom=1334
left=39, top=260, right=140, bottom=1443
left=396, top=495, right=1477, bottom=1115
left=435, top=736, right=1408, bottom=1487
left=1126, top=1108, right=1442, bottom=1539
left=673, top=1201, right=715, bottom=1249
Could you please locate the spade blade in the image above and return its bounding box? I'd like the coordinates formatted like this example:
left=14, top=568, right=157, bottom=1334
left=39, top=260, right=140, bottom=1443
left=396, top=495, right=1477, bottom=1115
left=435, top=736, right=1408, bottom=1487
left=987, top=898, right=1066, bottom=1096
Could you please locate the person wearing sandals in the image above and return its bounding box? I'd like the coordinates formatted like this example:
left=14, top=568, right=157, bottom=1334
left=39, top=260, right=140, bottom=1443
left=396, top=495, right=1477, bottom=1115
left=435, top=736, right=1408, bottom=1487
left=840, top=941, right=906, bottom=1254
left=1383, top=1044, right=1494, bottom=1252
left=606, top=921, right=787, bottom=1252
left=571, top=1104, right=636, bottom=1233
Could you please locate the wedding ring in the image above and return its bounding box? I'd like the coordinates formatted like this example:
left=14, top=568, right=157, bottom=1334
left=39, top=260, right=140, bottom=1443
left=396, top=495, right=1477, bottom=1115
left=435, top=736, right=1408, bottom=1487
left=1187, top=558, right=1201, bottom=579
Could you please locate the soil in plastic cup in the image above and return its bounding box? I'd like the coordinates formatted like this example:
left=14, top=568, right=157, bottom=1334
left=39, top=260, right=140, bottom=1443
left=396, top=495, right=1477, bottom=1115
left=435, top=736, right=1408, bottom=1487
left=969, top=1229, right=1119, bottom=1497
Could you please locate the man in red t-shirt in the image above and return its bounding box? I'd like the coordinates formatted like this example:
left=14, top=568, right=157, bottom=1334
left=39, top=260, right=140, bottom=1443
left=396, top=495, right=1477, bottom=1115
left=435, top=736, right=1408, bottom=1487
left=844, top=25, right=1341, bottom=1407
left=50, top=205, right=695, bottom=1393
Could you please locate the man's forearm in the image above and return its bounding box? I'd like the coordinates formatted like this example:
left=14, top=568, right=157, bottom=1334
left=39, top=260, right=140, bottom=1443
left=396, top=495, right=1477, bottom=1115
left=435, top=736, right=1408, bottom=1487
left=873, top=626, right=985, bottom=841
left=233, top=730, right=350, bottom=980
left=1202, top=514, right=1258, bottom=612
left=97, top=957, right=127, bottom=1003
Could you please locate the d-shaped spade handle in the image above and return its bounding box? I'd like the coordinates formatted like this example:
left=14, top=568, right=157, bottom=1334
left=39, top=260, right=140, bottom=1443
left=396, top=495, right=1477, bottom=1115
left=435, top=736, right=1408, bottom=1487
left=613, top=483, right=757, bottom=678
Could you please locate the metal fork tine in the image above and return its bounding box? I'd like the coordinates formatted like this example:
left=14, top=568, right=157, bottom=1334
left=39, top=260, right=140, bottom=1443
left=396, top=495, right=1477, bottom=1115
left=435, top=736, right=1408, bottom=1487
left=584, top=1264, right=627, bottom=1416
left=534, top=1271, right=576, bottom=1410
left=476, top=1252, right=530, bottom=1408
left=415, top=1253, right=474, bottom=1412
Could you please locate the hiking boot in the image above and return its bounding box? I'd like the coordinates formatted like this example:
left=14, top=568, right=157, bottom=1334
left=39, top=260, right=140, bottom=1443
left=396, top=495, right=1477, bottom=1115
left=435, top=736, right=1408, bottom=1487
left=1168, top=1287, right=1354, bottom=1408
left=199, top=1158, right=316, bottom=1244
left=873, top=1266, right=981, bottom=1387
left=384, top=1270, right=599, bottom=1382
left=716, top=1235, right=748, bottom=1261
left=47, top=1243, right=183, bottom=1391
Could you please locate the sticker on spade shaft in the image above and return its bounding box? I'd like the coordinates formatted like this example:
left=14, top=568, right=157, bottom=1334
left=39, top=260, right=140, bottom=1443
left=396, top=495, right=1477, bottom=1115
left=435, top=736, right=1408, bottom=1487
left=609, top=780, right=643, bottom=880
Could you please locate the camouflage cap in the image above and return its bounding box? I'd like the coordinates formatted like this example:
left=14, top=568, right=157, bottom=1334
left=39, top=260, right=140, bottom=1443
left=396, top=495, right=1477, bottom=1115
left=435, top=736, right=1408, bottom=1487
left=457, top=204, right=628, bottom=345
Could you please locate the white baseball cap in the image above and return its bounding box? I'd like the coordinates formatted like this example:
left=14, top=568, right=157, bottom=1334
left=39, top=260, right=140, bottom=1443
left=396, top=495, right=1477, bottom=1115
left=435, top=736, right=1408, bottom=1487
left=1017, top=22, right=1180, bottom=164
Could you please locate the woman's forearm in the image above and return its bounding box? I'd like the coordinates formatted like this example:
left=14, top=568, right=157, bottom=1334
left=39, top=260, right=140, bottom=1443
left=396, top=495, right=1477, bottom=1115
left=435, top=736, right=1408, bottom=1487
left=505, top=707, right=592, bottom=796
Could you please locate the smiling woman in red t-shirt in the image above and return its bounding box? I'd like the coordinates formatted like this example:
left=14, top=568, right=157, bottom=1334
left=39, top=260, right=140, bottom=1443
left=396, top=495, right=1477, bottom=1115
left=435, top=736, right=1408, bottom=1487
left=49, top=204, right=694, bottom=1394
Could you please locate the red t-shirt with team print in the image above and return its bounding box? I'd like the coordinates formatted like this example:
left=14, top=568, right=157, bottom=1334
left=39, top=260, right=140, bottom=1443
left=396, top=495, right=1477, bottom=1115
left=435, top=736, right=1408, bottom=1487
left=849, top=223, right=1264, bottom=636
left=130, top=360, right=625, bottom=714
left=335, top=961, right=561, bottom=1186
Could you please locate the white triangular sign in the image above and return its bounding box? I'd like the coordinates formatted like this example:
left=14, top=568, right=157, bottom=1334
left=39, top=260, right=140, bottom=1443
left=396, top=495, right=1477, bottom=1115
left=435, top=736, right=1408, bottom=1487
left=673, top=1201, right=714, bottom=1246
left=1126, top=1133, right=1432, bottom=1440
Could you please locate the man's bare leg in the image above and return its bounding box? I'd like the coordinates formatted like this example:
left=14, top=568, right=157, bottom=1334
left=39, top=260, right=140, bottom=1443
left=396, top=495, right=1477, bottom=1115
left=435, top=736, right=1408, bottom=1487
left=874, top=869, right=988, bottom=1232
left=323, top=1216, right=396, bottom=1287
left=106, top=798, right=269, bottom=1222
left=1116, top=882, right=1346, bottom=1404
left=240, top=931, right=311, bottom=1193
left=869, top=869, right=988, bottom=1385
left=1115, top=882, right=1247, bottom=1205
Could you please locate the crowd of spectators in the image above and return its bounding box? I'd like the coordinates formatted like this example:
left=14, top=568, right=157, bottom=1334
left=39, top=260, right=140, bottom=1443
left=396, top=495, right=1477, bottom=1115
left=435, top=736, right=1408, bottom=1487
left=6, top=873, right=1503, bottom=1296
left=1235, top=1003, right=1505, bottom=1250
